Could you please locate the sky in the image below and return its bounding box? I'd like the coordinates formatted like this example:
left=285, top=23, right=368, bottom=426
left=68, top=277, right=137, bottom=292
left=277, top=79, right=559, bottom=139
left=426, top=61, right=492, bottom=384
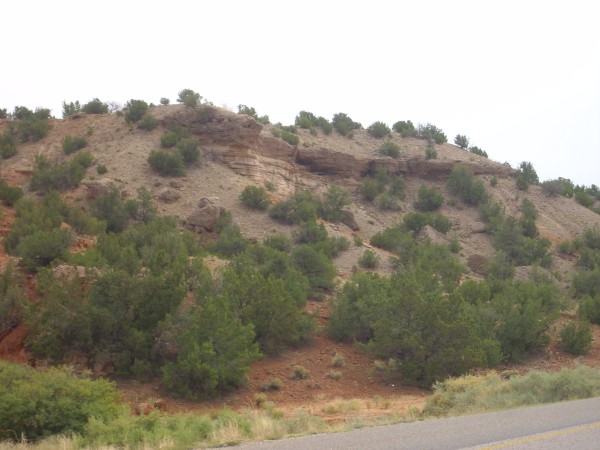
left=3, top=0, right=599, bottom=186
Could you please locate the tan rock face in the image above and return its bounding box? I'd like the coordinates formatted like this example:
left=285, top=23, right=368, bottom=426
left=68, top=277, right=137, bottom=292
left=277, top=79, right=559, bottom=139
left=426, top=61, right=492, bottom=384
left=158, top=107, right=513, bottom=192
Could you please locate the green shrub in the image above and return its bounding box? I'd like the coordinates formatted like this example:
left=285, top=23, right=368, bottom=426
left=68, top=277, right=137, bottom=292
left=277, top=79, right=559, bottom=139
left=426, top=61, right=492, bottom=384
left=403, top=212, right=429, bottom=233
left=0, top=128, right=17, bottom=159
left=148, top=150, right=185, bottom=176
left=212, top=225, right=249, bottom=257
left=415, top=185, right=444, bottom=211
left=268, top=191, right=321, bottom=225
left=469, top=146, right=488, bottom=158
left=332, top=112, right=361, bottom=137
left=240, top=185, right=271, bottom=210
left=29, top=153, right=90, bottom=193
left=320, top=185, right=351, bottom=222
left=315, top=116, right=332, bottom=134
left=280, top=130, right=299, bottom=146
left=0, top=108, right=6, bottom=119
left=16, top=228, right=73, bottom=272
left=579, top=295, right=600, bottom=324
left=491, top=278, right=561, bottom=361
left=367, top=121, right=391, bottom=138
left=291, top=245, right=336, bottom=291
left=0, top=180, right=23, bottom=206
left=425, top=146, right=437, bottom=160
left=62, top=100, right=81, bottom=117
left=238, top=104, right=270, bottom=124
left=176, top=137, right=200, bottom=164
left=541, top=177, right=574, bottom=197
left=82, top=98, right=109, bottom=114
left=90, top=186, right=133, bottom=233
left=416, top=123, right=447, bottom=144
left=137, top=114, right=157, bottom=131
left=97, top=164, right=108, bottom=174
left=449, top=237, right=461, bottom=253
left=360, top=177, right=384, bottom=202
left=370, top=225, right=413, bottom=253
left=377, top=192, right=400, bottom=210
left=295, top=110, right=317, bottom=129
left=392, top=120, right=416, bottom=138
left=389, top=176, right=406, bottom=199
left=515, top=161, right=539, bottom=190
left=72, top=151, right=94, bottom=168
left=379, top=140, right=400, bottom=157
left=328, top=270, right=490, bottom=387
left=575, top=191, right=595, bottom=208
left=0, top=262, right=25, bottom=335
left=0, top=361, right=121, bottom=441
left=560, top=322, right=592, bottom=355
left=490, top=176, right=498, bottom=187
left=161, top=130, right=178, bottom=148
left=62, top=134, right=88, bottom=154
left=454, top=134, right=469, bottom=149
left=162, top=297, right=260, bottom=399
left=294, top=220, right=328, bottom=245
left=359, top=249, right=379, bottom=268
left=430, top=213, right=452, bottom=234
left=18, top=116, right=48, bottom=142
left=177, top=89, right=202, bottom=107
left=124, top=99, right=148, bottom=123
left=264, top=233, right=292, bottom=252
left=447, top=164, right=488, bottom=206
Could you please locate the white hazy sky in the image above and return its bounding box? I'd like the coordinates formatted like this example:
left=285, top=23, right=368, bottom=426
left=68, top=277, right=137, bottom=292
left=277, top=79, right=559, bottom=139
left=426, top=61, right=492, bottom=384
left=3, top=0, right=599, bottom=186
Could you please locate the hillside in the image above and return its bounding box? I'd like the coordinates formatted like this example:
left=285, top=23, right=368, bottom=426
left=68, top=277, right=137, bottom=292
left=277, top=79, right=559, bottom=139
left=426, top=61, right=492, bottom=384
left=1, top=101, right=600, bottom=427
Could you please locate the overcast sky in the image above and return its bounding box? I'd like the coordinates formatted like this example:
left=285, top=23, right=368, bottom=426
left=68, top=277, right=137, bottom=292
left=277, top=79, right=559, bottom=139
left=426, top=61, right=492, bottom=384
left=3, top=0, right=599, bottom=186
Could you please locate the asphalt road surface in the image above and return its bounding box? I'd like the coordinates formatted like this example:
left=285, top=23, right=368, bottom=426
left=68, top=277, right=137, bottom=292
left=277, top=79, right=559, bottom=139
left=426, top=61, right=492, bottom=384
left=231, top=396, right=600, bottom=450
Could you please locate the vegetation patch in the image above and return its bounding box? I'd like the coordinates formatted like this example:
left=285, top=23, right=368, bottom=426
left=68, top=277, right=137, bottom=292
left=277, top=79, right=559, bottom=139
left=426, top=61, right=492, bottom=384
left=424, top=365, right=600, bottom=417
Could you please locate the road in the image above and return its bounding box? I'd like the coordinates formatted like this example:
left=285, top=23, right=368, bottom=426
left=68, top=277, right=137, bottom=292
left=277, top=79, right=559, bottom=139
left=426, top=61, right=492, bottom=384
left=232, top=396, right=600, bottom=450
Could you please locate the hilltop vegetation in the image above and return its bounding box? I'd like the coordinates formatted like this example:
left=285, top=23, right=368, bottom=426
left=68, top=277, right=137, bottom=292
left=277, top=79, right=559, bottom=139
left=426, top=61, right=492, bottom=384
left=1, top=91, right=600, bottom=445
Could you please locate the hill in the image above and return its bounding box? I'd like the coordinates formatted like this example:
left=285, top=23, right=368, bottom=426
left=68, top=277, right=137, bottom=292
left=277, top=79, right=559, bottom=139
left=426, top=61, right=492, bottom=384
left=1, top=100, right=600, bottom=424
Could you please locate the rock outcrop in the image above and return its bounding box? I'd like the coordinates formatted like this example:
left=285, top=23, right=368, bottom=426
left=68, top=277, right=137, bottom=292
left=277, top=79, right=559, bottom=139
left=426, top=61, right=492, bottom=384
left=159, top=107, right=514, bottom=192
left=186, top=198, right=224, bottom=232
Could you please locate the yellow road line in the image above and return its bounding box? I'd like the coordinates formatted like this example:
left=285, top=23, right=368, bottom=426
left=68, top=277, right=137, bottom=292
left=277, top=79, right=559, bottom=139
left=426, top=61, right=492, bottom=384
left=480, top=421, right=600, bottom=449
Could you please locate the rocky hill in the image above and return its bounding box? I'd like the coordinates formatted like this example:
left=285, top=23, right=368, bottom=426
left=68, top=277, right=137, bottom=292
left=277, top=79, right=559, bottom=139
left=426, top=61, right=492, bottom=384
left=1, top=102, right=600, bottom=419
left=2, top=104, right=598, bottom=281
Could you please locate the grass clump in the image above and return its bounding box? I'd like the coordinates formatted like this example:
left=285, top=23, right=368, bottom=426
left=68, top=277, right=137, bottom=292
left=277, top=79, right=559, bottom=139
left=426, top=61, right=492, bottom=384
left=327, top=370, right=342, bottom=380
left=261, top=378, right=283, bottom=392
left=290, top=365, right=310, bottom=380
left=424, top=365, right=600, bottom=417
left=331, top=353, right=345, bottom=368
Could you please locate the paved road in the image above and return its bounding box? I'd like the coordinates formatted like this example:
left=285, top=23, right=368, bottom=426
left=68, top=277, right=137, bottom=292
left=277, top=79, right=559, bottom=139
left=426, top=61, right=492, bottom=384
left=232, top=397, right=600, bottom=450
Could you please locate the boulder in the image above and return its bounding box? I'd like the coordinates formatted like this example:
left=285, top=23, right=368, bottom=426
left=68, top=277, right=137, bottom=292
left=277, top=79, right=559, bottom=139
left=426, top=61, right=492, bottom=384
left=340, top=210, right=360, bottom=231
left=186, top=198, right=223, bottom=232
left=157, top=188, right=181, bottom=203
left=468, top=254, right=487, bottom=275
left=83, top=178, right=117, bottom=198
